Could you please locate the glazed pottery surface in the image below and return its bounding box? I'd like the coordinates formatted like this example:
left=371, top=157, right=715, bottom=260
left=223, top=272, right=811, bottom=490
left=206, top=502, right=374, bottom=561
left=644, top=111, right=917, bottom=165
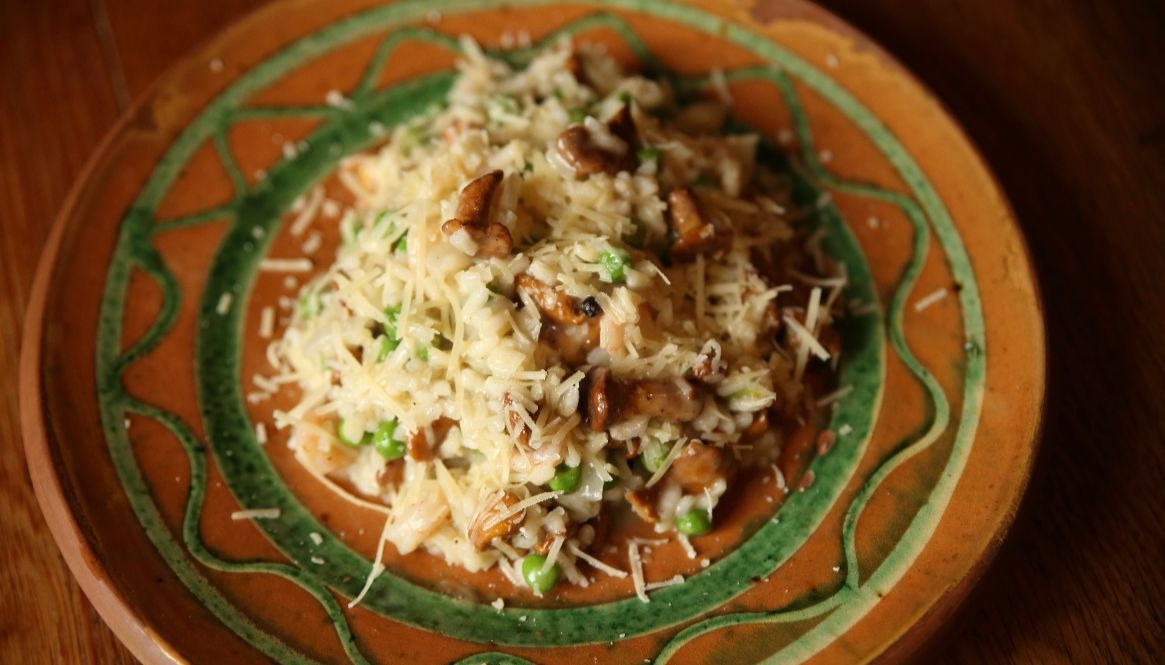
left=20, top=1, right=1044, bottom=663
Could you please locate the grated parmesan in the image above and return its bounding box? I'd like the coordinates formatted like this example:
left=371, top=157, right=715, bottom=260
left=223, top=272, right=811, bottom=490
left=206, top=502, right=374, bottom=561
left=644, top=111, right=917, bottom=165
left=259, top=258, right=314, bottom=273
left=231, top=508, right=280, bottom=521
left=258, top=306, right=276, bottom=339
left=628, top=542, right=649, bottom=603
left=914, top=287, right=949, bottom=312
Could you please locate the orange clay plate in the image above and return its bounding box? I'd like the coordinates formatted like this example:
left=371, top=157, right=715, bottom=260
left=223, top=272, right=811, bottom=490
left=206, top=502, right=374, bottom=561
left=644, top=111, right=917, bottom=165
left=20, top=1, right=1044, bottom=663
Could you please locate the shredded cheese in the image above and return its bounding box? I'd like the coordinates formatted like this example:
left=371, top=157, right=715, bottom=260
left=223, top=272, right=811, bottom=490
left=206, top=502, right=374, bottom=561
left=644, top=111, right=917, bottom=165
left=258, top=306, right=275, bottom=338
left=348, top=514, right=392, bottom=608
left=914, top=287, right=949, bottom=312
left=567, top=543, right=628, bottom=579
left=259, top=258, right=314, bottom=273
left=628, top=542, right=649, bottom=603
left=230, top=508, right=280, bottom=521
left=815, top=384, right=853, bottom=407
left=289, top=186, right=324, bottom=236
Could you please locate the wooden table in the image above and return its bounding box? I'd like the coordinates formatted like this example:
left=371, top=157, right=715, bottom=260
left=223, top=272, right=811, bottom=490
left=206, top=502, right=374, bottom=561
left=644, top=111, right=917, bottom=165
left=2, top=1, right=1162, bottom=662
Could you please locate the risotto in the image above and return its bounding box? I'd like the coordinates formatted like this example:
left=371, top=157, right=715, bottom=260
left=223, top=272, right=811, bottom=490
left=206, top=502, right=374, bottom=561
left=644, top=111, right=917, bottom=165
left=269, top=38, right=845, bottom=600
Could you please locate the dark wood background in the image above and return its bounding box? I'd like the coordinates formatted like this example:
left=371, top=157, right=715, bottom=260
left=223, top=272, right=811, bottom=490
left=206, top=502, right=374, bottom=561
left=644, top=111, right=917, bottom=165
left=2, top=0, right=1162, bottom=662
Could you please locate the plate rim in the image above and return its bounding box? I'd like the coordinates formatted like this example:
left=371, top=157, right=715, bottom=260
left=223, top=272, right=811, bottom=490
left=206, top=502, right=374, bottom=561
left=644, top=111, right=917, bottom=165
left=18, top=0, right=1048, bottom=662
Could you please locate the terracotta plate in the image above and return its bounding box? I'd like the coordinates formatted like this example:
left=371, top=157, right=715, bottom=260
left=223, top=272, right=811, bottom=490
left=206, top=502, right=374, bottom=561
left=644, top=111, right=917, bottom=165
left=20, top=0, right=1045, bottom=663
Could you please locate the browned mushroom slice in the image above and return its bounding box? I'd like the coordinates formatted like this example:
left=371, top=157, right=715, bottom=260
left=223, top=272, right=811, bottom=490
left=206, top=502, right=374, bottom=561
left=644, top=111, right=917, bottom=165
left=468, top=491, right=525, bottom=551
left=564, top=51, right=589, bottom=87
left=555, top=105, right=638, bottom=176
left=583, top=366, right=621, bottom=432
left=667, top=187, right=733, bottom=261
left=540, top=319, right=601, bottom=366
left=376, top=459, right=405, bottom=487
left=556, top=126, right=612, bottom=176
left=502, top=394, right=532, bottom=447
left=583, top=367, right=705, bottom=432
left=625, top=377, right=704, bottom=422
left=606, top=105, right=637, bottom=148
left=532, top=520, right=574, bottom=555
left=741, top=410, right=770, bottom=441
left=515, top=274, right=589, bottom=325
left=454, top=169, right=501, bottom=226
left=440, top=170, right=513, bottom=258
left=626, top=486, right=661, bottom=524
left=407, top=416, right=456, bottom=461
left=667, top=440, right=735, bottom=493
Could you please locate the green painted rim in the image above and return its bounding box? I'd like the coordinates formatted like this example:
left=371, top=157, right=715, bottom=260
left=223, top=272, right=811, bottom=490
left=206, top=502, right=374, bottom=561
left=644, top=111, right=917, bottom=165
left=92, top=1, right=985, bottom=662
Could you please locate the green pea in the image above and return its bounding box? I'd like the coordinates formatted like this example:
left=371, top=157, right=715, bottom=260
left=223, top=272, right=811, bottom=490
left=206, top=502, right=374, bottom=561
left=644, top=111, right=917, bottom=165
left=521, top=554, right=561, bottom=594
left=383, top=304, right=401, bottom=343
left=636, top=145, right=660, bottom=165
left=676, top=509, right=712, bottom=536
left=372, top=419, right=405, bottom=460
left=641, top=439, right=670, bottom=474
left=599, top=248, right=631, bottom=283
left=337, top=420, right=370, bottom=448
left=376, top=334, right=398, bottom=361
left=548, top=464, right=581, bottom=493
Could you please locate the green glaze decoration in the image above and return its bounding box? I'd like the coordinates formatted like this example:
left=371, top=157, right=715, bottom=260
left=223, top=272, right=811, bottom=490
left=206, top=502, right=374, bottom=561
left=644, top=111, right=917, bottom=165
left=91, top=2, right=985, bottom=663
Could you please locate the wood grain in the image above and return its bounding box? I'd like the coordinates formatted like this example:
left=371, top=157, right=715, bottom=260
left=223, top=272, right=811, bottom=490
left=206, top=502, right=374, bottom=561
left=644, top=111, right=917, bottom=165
left=2, top=0, right=1162, bottom=662
left=819, top=1, right=1165, bottom=661
left=0, top=1, right=131, bottom=663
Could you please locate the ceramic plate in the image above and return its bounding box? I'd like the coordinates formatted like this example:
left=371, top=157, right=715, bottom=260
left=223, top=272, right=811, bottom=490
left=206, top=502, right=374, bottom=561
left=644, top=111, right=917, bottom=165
left=21, top=1, right=1044, bottom=662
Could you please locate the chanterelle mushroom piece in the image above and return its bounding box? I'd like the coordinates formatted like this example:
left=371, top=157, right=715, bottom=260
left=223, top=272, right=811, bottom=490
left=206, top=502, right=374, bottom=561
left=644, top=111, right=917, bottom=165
left=502, top=393, right=532, bottom=447
left=606, top=104, right=638, bottom=148
left=540, top=319, right=600, bottom=366
left=667, top=187, right=733, bottom=261
left=583, top=366, right=706, bottom=432
left=556, top=105, right=638, bottom=176
left=468, top=491, right=525, bottom=551
left=564, top=50, right=589, bottom=87
left=667, top=440, right=735, bottom=493
left=440, top=170, right=513, bottom=257
left=626, top=486, right=660, bottom=524
left=584, top=366, right=618, bottom=432
left=516, top=274, right=593, bottom=326
left=407, top=417, right=455, bottom=461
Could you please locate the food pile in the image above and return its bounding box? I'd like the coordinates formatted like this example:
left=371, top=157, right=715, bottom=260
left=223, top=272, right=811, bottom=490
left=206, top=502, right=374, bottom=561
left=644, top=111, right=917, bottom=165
left=269, top=39, right=844, bottom=598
